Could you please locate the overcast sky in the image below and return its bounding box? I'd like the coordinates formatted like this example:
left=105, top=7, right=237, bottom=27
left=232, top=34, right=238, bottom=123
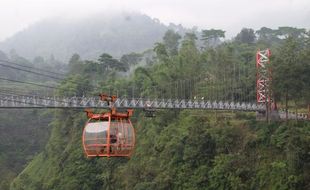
left=0, top=0, right=309, bottom=41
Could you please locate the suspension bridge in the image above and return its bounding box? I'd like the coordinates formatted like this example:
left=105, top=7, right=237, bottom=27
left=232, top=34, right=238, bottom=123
left=0, top=50, right=308, bottom=120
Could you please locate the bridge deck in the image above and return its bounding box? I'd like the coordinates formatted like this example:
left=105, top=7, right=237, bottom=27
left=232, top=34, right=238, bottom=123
left=0, top=95, right=308, bottom=120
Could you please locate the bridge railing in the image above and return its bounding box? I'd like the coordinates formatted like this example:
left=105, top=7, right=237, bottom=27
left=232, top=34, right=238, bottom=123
left=0, top=95, right=308, bottom=120
left=0, top=95, right=264, bottom=111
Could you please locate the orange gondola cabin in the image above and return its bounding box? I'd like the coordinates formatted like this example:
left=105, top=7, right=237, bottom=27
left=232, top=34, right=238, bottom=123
left=82, top=95, right=135, bottom=157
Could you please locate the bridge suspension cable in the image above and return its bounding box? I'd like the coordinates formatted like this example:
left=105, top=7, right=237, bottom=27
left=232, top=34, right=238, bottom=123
left=0, top=62, right=65, bottom=80
left=0, top=77, right=58, bottom=89
left=0, top=57, right=256, bottom=105
left=0, top=59, right=66, bottom=76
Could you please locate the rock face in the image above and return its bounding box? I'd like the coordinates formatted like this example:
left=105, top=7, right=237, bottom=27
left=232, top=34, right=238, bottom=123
left=0, top=12, right=170, bottom=62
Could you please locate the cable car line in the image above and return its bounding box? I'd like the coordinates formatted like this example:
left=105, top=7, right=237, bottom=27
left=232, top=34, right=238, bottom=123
left=0, top=87, right=56, bottom=100
left=0, top=88, right=52, bottom=97
left=0, top=61, right=96, bottom=90
left=0, top=87, right=43, bottom=95
left=0, top=59, right=180, bottom=97
left=0, top=77, right=57, bottom=89
left=0, top=59, right=114, bottom=93
left=0, top=60, right=231, bottom=101
left=0, top=59, right=66, bottom=76
left=0, top=59, right=101, bottom=93
left=0, top=63, right=65, bottom=81
left=0, top=91, right=41, bottom=97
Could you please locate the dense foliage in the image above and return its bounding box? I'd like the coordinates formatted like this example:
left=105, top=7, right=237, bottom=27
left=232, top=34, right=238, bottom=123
left=0, top=110, right=52, bottom=190
left=10, top=111, right=310, bottom=190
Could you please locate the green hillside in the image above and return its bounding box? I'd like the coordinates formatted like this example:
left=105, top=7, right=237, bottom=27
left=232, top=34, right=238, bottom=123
left=0, top=110, right=52, bottom=189
left=3, top=26, right=310, bottom=190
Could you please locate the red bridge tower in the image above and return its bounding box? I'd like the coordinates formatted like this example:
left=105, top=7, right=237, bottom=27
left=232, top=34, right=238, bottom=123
left=256, top=49, right=277, bottom=120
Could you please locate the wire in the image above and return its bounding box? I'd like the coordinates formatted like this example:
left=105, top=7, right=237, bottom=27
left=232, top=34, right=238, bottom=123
left=0, top=77, right=57, bottom=89
left=0, top=59, right=96, bottom=92
left=0, top=86, right=51, bottom=94
left=0, top=59, right=100, bottom=92
left=0, top=59, right=65, bottom=76
left=0, top=63, right=64, bottom=81
left=0, top=60, right=204, bottom=99
left=0, top=90, right=50, bottom=98
left=0, top=60, right=94, bottom=96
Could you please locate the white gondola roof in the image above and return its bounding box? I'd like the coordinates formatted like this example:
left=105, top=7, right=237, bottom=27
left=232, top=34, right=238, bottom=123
left=85, top=122, right=108, bottom=133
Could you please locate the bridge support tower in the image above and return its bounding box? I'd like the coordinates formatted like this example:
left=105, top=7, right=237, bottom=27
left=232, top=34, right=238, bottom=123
left=256, top=49, right=279, bottom=121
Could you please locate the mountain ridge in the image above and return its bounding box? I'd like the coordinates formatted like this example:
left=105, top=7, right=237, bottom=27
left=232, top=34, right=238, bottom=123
left=0, top=12, right=188, bottom=62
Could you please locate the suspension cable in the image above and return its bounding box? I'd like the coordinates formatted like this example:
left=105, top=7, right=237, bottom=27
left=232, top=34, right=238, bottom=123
left=0, top=59, right=65, bottom=76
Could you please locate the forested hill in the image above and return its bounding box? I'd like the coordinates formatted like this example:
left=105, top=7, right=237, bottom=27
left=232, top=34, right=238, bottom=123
left=0, top=12, right=187, bottom=62
left=8, top=26, right=310, bottom=190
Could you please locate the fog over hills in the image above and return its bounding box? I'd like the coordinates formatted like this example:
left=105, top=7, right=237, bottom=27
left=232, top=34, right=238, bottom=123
left=0, top=12, right=187, bottom=62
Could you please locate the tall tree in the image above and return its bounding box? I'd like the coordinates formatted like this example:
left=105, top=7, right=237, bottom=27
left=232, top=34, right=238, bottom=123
left=68, top=53, right=84, bottom=74
left=120, top=53, right=142, bottom=66
left=256, top=27, right=280, bottom=43
left=153, top=42, right=168, bottom=62
left=163, top=30, right=181, bottom=56
left=276, top=27, right=306, bottom=38
left=272, top=36, right=305, bottom=120
left=201, top=29, right=225, bottom=48
left=178, top=32, right=202, bottom=83
left=183, top=32, right=198, bottom=44
left=235, top=28, right=256, bottom=44
left=98, top=53, right=128, bottom=72
left=298, top=32, right=310, bottom=112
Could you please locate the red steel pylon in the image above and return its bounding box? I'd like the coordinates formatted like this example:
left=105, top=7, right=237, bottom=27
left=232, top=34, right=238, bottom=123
left=256, top=49, right=274, bottom=108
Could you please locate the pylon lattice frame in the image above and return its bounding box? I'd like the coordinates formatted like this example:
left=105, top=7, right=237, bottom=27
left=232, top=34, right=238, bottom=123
left=256, top=49, right=272, bottom=105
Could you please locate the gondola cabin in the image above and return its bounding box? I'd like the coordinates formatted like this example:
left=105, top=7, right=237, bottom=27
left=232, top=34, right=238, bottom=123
left=83, top=108, right=135, bottom=157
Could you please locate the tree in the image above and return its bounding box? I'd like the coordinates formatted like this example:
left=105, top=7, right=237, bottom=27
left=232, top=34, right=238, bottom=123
left=276, top=27, right=306, bottom=38
left=69, top=53, right=81, bottom=65
left=57, top=75, right=92, bottom=96
left=153, top=42, right=168, bottom=62
left=68, top=53, right=84, bottom=74
left=183, top=32, right=198, bottom=44
left=163, top=30, right=181, bottom=56
left=33, top=56, right=45, bottom=65
left=298, top=32, right=310, bottom=111
left=120, top=52, right=142, bottom=66
left=201, top=29, right=225, bottom=48
left=179, top=32, right=201, bottom=80
left=208, top=154, right=246, bottom=190
left=98, top=53, right=128, bottom=72
left=256, top=27, right=280, bottom=43
left=272, top=36, right=304, bottom=120
left=235, top=28, right=256, bottom=44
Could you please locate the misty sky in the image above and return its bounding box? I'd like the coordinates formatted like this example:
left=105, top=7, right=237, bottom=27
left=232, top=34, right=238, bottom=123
left=1, top=0, right=309, bottom=41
